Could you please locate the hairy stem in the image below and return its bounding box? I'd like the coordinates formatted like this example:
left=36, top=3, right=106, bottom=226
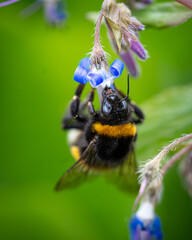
left=162, top=144, right=192, bottom=176
left=91, top=8, right=108, bottom=69
left=134, top=134, right=192, bottom=210
left=94, top=10, right=103, bottom=50
left=151, top=133, right=192, bottom=168
left=133, top=178, right=148, bottom=211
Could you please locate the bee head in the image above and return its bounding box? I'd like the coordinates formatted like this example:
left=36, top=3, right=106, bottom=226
left=101, top=87, right=129, bottom=120
left=101, top=74, right=130, bottom=121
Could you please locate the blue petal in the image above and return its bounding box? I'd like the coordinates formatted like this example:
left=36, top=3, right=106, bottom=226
left=100, top=69, right=112, bottom=81
left=129, top=215, right=145, bottom=231
left=87, top=72, right=104, bottom=87
left=149, top=216, right=163, bottom=240
left=79, top=57, right=90, bottom=70
left=46, top=1, right=66, bottom=24
left=110, top=59, right=124, bottom=78
left=129, top=215, right=163, bottom=240
left=73, top=66, right=89, bottom=84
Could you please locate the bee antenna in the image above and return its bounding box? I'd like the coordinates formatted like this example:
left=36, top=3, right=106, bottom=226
left=126, top=73, right=129, bottom=98
left=120, top=73, right=129, bottom=102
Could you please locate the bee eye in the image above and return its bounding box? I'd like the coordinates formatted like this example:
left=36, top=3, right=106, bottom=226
left=108, top=95, right=116, bottom=103
left=118, top=102, right=123, bottom=109
left=118, top=100, right=127, bottom=109
left=102, top=101, right=112, bottom=116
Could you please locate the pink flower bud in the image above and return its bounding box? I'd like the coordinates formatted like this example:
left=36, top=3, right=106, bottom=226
left=120, top=49, right=139, bottom=78
left=130, top=39, right=147, bottom=60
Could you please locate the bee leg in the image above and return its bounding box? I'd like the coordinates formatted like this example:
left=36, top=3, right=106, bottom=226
left=61, top=106, right=87, bottom=130
left=87, top=89, right=97, bottom=117
left=62, top=121, right=86, bottom=130
left=62, top=84, right=88, bottom=130
left=62, top=93, right=89, bottom=127
left=70, top=83, right=85, bottom=118
left=70, top=84, right=90, bottom=123
left=131, top=103, right=144, bottom=124
left=133, top=133, right=137, bottom=142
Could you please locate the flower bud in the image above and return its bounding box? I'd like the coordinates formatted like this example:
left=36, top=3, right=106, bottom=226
left=120, top=49, right=138, bottom=78
left=130, top=39, right=147, bottom=60
left=104, top=6, right=147, bottom=78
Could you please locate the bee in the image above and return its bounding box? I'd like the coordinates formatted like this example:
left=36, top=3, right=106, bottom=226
left=55, top=74, right=144, bottom=191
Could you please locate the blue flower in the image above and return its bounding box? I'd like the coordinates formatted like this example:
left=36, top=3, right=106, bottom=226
left=44, top=0, right=67, bottom=25
left=73, top=57, right=124, bottom=88
left=129, top=214, right=163, bottom=240
left=20, top=0, right=67, bottom=26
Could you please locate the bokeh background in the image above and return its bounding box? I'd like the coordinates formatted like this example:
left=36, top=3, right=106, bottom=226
left=0, top=0, right=192, bottom=239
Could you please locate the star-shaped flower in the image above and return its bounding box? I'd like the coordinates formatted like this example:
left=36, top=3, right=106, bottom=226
left=73, top=57, right=124, bottom=88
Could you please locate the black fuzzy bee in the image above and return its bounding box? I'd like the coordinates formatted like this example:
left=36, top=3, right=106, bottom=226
left=55, top=75, right=144, bottom=191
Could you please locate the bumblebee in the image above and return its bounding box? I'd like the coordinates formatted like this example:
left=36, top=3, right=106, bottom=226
left=55, top=75, right=144, bottom=191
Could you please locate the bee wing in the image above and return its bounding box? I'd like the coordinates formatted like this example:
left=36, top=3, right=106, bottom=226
left=105, top=147, right=139, bottom=193
left=55, top=139, right=98, bottom=191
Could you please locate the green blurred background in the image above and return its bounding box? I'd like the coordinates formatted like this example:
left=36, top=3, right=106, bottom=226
left=0, top=0, right=192, bottom=239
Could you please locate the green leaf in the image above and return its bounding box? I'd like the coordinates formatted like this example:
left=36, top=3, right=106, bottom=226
left=137, top=85, right=192, bottom=162
left=133, top=2, right=192, bottom=28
